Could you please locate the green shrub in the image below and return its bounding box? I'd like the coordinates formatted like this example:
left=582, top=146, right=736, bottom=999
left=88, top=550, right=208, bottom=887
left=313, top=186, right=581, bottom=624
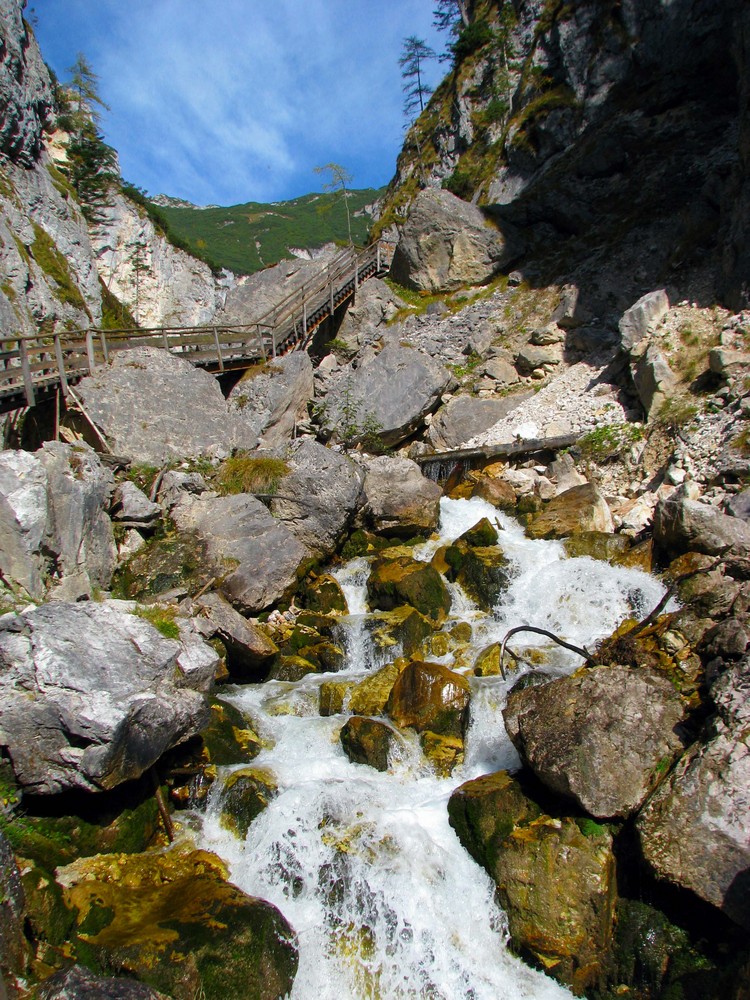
left=452, top=20, right=494, bottom=61
left=134, top=604, right=180, bottom=640
left=578, top=423, right=644, bottom=462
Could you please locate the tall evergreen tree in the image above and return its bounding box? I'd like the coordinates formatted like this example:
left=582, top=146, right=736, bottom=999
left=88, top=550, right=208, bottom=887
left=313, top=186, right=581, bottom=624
left=399, top=36, right=436, bottom=122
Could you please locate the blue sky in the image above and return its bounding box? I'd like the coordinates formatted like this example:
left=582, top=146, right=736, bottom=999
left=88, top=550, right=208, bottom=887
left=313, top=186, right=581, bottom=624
left=31, top=1, right=445, bottom=207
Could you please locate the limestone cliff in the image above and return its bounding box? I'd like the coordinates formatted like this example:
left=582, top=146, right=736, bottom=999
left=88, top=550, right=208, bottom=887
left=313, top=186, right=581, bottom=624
left=377, top=0, right=745, bottom=308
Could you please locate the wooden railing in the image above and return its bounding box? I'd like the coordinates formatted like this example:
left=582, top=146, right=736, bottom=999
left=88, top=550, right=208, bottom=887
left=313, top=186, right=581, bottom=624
left=0, top=242, right=390, bottom=412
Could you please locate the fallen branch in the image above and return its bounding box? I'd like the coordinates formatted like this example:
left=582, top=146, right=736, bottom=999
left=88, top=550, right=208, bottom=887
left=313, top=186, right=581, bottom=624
left=499, top=626, right=595, bottom=679
left=150, top=767, right=175, bottom=843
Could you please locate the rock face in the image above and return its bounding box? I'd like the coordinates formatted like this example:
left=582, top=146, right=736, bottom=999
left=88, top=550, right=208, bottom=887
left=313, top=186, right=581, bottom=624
left=360, top=455, right=442, bottom=536
left=0, top=0, right=52, bottom=164
left=171, top=490, right=309, bottom=614
left=0, top=443, right=116, bottom=601
left=91, top=191, right=223, bottom=328
left=0, top=601, right=216, bottom=794
left=76, top=347, right=259, bottom=463
left=321, top=344, right=453, bottom=447
left=270, top=439, right=363, bottom=558
left=229, top=352, right=314, bottom=447
left=191, top=591, right=278, bottom=679
left=504, top=666, right=686, bottom=818
left=637, top=655, right=750, bottom=928
left=390, top=189, right=516, bottom=292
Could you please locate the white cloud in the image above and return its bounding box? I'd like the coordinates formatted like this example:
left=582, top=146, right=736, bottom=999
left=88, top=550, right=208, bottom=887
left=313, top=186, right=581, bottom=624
left=33, top=0, right=445, bottom=204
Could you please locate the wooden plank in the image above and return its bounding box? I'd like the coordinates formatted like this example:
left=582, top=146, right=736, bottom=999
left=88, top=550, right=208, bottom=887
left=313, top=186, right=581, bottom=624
left=18, top=339, right=35, bottom=407
left=53, top=335, right=69, bottom=398
left=212, top=327, right=224, bottom=371
left=99, top=331, right=109, bottom=365
left=85, top=331, right=96, bottom=372
left=415, top=434, right=580, bottom=467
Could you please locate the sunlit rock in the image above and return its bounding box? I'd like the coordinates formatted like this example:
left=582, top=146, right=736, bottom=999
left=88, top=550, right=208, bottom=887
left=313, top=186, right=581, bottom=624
left=367, top=552, right=452, bottom=623
left=386, top=661, right=470, bottom=739
left=525, top=483, right=614, bottom=539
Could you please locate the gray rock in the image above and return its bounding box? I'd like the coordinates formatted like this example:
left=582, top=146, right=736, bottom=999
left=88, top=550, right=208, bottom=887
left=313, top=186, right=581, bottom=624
left=0, top=0, right=52, bottom=165
left=709, top=347, right=750, bottom=379
left=335, top=277, right=406, bottom=351
left=631, top=345, right=677, bottom=417
left=515, top=343, right=563, bottom=375
left=219, top=255, right=332, bottom=326
left=229, top=352, right=314, bottom=448
left=35, top=965, right=170, bottom=999
left=0, top=601, right=216, bottom=794
left=504, top=665, right=685, bottom=818
left=428, top=394, right=527, bottom=450
left=529, top=323, right=566, bottom=346
left=618, top=290, right=670, bottom=350
left=270, top=439, right=363, bottom=558
left=725, top=488, right=750, bottom=521
left=321, top=344, right=454, bottom=448
left=111, top=481, right=161, bottom=525
left=390, top=189, right=517, bottom=292
left=481, top=357, right=522, bottom=387
left=76, top=347, right=259, bottom=464
left=638, top=656, right=750, bottom=928
left=361, top=455, right=442, bottom=536
left=550, top=284, right=589, bottom=329
left=0, top=443, right=116, bottom=601
left=171, top=492, right=309, bottom=613
left=192, top=591, right=277, bottom=678
left=156, top=470, right=210, bottom=512
left=654, top=495, right=750, bottom=557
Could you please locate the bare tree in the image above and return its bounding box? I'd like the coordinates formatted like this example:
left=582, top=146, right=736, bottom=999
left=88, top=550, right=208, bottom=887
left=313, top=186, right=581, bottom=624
left=314, top=162, right=354, bottom=245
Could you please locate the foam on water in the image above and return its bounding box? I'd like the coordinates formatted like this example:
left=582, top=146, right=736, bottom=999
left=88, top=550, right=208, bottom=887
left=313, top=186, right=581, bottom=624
left=194, top=497, right=671, bottom=999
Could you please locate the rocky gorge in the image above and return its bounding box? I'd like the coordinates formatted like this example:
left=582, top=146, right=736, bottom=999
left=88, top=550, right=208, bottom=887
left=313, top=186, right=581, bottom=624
left=0, top=0, right=750, bottom=998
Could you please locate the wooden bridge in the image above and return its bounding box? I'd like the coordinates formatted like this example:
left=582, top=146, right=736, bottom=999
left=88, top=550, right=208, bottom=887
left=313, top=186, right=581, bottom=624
left=0, top=242, right=390, bottom=414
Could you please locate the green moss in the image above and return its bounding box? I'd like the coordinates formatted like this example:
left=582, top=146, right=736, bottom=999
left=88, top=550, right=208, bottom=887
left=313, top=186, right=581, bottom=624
left=0, top=280, right=16, bottom=302
left=30, top=222, right=88, bottom=312
left=578, top=423, right=645, bottom=462
left=46, top=162, right=76, bottom=200
left=99, top=276, right=137, bottom=330
left=134, top=604, right=181, bottom=640
left=654, top=397, right=699, bottom=432
left=575, top=817, right=607, bottom=838
left=0, top=167, right=15, bottom=199
left=216, top=453, right=290, bottom=496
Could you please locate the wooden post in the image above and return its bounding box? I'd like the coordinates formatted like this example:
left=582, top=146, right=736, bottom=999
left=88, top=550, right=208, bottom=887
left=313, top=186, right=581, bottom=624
left=303, top=302, right=307, bottom=339
left=99, top=330, right=109, bottom=365
left=212, top=327, right=224, bottom=371
left=330, top=282, right=334, bottom=316
left=258, top=325, right=266, bottom=361
left=354, top=259, right=359, bottom=291
left=162, top=329, right=169, bottom=351
left=19, top=338, right=35, bottom=408
left=53, top=333, right=69, bottom=399
left=85, top=331, right=96, bottom=372
left=377, top=243, right=381, bottom=273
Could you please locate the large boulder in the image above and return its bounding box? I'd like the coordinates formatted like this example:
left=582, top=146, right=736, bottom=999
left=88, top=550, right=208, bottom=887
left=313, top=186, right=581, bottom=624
left=229, top=352, right=314, bottom=448
left=390, top=188, right=516, bottom=292
left=334, top=277, right=406, bottom=352
left=386, top=661, right=470, bottom=739
left=360, top=455, right=442, bottom=536
left=654, top=495, right=750, bottom=557
left=320, top=344, right=453, bottom=448
left=270, top=439, right=363, bottom=558
left=637, top=655, right=750, bottom=929
left=618, top=290, right=670, bottom=351
left=504, top=665, right=686, bottom=818
left=427, top=395, right=527, bottom=451
left=170, top=491, right=309, bottom=614
left=218, top=255, right=331, bottom=325
left=0, top=443, right=116, bottom=602
left=75, top=347, right=259, bottom=464
left=56, top=848, right=299, bottom=1000
left=526, top=483, right=614, bottom=539
left=367, top=552, right=452, bottom=623
left=0, top=601, right=216, bottom=795
left=191, top=592, right=278, bottom=679
left=448, top=771, right=616, bottom=995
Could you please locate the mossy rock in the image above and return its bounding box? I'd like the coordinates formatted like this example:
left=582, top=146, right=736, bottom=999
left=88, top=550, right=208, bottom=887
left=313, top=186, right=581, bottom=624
left=298, top=574, right=348, bottom=614
left=450, top=621, right=473, bottom=644
left=267, top=655, right=319, bottom=682
left=340, top=717, right=400, bottom=772
left=340, top=529, right=391, bottom=560
left=457, top=516, right=499, bottom=547
left=56, top=848, right=298, bottom=1000
left=201, top=700, right=264, bottom=766
left=386, top=661, right=470, bottom=738
left=473, top=642, right=520, bottom=677
left=420, top=731, right=464, bottom=777
left=319, top=679, right=354, bottom=717
left=348, top=662, right=403, bottom=717
left=220, top=767, right=277, bottom=839
left=607, top=898, right=715, bottom=999
left=367, top=554, right=452, bottom=623
left=444, top=542, right=511, bottom=611
left=563, top=531, right=632, bottom=564
left=19, top=859, right=75, bottom=951
left=115, top=531, right=214, bottom=600
left=365, top=605, right=436, bottom=658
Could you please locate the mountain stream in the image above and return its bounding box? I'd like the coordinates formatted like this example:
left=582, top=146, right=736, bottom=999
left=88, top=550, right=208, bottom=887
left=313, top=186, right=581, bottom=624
left=190, top=498, right=669, bottom=999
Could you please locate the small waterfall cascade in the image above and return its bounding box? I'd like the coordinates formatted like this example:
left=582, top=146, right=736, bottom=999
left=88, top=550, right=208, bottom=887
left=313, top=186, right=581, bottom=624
left=192, top=498, right=671, bottom=999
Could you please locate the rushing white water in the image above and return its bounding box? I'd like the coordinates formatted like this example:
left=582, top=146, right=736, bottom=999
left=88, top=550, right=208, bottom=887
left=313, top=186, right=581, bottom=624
left=193, top=497, right=671, bottom=999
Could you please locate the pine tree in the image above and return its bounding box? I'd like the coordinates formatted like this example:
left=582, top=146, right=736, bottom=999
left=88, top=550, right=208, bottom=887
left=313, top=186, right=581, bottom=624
left=399, top=36, right=436, bottom=123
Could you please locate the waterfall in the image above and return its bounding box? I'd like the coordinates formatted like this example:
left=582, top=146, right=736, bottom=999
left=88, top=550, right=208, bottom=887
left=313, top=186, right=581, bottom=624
left=193, top=497, right=671, bottom=999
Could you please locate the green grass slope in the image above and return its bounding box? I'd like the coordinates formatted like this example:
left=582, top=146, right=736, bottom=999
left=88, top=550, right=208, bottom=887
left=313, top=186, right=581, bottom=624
left=153, top=189, right=382, bottom=276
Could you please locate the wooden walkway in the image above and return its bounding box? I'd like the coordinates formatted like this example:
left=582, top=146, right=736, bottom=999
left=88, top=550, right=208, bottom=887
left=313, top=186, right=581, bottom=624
left=0, top=242, right=390, bottom=414
left=416, top=434, right=580, bottom=480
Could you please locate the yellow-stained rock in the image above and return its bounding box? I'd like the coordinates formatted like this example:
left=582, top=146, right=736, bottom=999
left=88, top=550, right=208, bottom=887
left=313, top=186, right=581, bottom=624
left=386, top=661, right=470, bottom=738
